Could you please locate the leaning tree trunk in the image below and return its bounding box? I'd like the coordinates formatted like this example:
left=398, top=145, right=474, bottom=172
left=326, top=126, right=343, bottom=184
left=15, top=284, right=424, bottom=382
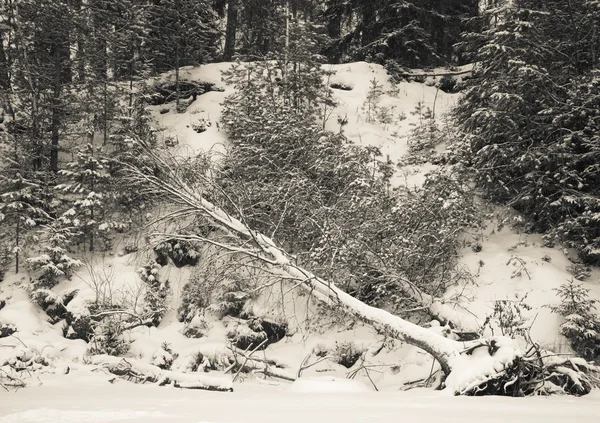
left=126, top=146, right=496, bottom=379
left=125, top=144, right=600, bottom=395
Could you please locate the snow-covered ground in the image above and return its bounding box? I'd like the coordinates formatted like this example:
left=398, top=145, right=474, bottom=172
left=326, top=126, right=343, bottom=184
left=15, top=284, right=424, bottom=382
left=1, top=371, right=599, bottom=423
left=2, top=61, right=600, bottom=417
left=149, top=61, right=464, bottom=188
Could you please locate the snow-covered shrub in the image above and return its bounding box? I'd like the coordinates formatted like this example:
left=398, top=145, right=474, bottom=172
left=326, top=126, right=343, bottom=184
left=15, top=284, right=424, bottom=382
left=154, top=239, right=199, bottom=267
left=183, top=326, right=205, bottom=339
left=192, top=118, right=211, bottom=133
left=29, top=289, right=69, bottom=323
left=247, top=317, right=287, bottom=345
left=549, top=279, right=600, bottom=361
left=481, top=295, right=532, bottom=339
left=88, top=313, right=131, bottom=356
left=151, top=343, right=177, bottom=370
left=227, top=323, right=268, bottom=351
left=0, top=323, right=16, bottom=338
left=185, top=351, right=209, bottom=372
left=138, top=262, right=169, bottom=326
left=567, top=263, right=591, bottom=281
left=332, top=341, right=365, bottom=368
left=177, top=271, right=213, bottom=322
left=178, top=259, right=252, bottom=322
left=437, top=75, right=458, bottom=93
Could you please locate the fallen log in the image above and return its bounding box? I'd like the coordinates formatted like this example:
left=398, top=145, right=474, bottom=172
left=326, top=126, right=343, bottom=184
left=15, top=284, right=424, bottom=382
left=124, top=142, right=600, bottom=396
left=90, top=355, right=233, bottom=392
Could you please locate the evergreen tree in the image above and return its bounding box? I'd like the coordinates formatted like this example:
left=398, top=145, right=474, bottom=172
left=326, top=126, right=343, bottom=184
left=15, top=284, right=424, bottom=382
left=319, top=0, right=478, bottom=68
left=145, top=0, right=219, bottom=107
left=454, top=0, right=600, bottom=263
left=57, top=143, right=113, bottom=252
left=0, top=171, right=50, bottom=273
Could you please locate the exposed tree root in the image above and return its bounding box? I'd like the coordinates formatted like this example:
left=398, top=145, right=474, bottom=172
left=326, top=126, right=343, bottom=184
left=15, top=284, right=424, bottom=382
left=459, top=345, right=600, bottom=396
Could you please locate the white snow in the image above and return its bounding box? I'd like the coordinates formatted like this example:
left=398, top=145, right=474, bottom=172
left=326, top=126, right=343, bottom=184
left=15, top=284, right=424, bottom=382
left=2, top=61, right=600, bottom=420
left=0, top=372, right=599, bottom=423
left=288, top=376, right=373, bottom=393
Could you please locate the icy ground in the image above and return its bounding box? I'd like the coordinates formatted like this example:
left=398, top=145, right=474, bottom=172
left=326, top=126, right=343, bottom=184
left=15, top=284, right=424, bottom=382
left=1, top=372, right=599, bottom=423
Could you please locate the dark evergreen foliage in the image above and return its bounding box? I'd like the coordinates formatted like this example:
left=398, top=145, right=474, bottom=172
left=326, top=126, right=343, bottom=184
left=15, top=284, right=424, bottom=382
left=453, top=0, right=600, bottom=264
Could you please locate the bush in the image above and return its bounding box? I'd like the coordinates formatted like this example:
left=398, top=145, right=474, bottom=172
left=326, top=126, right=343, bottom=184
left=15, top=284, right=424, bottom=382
left=332, top=341, right=364, bottom=368
left=138, top=262, right=169, bottom=326
left=481, top=294, right=532, bottom=339
left=0, top=323, right=16, bottom=338
left=87, top=314, right=131, bottom=356
left=151, top=343, right=177, bottom=370
left=154, top=239, right=199, bottom=267
left=177, top=271, right=213, bottom=322
left=227, top=323, right=268, bottom=351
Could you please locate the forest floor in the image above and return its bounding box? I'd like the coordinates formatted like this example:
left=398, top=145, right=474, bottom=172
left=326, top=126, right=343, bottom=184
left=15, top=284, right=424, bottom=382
left=1, top=61, right=600, bottom=421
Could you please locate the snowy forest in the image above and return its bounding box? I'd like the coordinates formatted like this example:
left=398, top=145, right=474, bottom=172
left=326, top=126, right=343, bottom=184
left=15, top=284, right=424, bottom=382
left=1, top=0, right=600, bottom=421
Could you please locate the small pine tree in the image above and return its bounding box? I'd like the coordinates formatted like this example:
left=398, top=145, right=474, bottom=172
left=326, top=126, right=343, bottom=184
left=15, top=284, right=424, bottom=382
left=550, top=279, right=600, bottom=361
left=27, top=222, right=83, bottom=288
left=57, top=143, right=112, bottom=252
left=363, top=78, right=383, bottom=123
left=0, top=171, right=50, bottom=272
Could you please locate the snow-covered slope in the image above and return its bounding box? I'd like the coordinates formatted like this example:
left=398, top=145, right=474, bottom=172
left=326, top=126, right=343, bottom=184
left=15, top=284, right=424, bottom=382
left=149, top=61, right=465, bottom=187
left=1, top=61, right=600, bottom=418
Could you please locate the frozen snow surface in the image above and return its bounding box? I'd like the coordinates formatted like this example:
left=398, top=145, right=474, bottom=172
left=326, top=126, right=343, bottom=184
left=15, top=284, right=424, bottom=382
left=1, top=372, right=599, bottom=423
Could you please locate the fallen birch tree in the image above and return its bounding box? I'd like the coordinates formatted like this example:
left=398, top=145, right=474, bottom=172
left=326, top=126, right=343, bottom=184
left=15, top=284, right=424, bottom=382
left=124, top=143, right=600, bottom=396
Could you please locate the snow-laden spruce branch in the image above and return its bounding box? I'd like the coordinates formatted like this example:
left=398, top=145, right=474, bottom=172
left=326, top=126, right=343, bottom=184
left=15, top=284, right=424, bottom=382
left=123, top=143, right=599, bottom=395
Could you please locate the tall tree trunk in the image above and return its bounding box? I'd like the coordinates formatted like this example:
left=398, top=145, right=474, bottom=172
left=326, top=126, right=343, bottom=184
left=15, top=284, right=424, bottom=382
left=50, top=37, right=62, bottom=173
left=224, top=0, right=238, bottom=60
left=15, top=206, right=20, bottom=274
left=0, top=29, right=10, bottom=91
left=360, top=3, right=377, bottom=48
left=74, top=0, right=86, bottom=82
left=89, top=131, right=95, bottom=252
left=175, top=0, right=181, bottom=108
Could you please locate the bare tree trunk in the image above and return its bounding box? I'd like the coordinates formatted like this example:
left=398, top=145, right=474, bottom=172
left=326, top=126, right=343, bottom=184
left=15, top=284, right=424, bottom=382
left=224, top=0, right=237, bottom=61
left=50, top=37, right=62, bottom=173
left=15, top=208, right=20, bottom=274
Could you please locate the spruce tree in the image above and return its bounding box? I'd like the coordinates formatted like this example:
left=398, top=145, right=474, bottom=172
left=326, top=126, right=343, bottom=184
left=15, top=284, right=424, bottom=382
left=57, top=143, right=112, bottom=252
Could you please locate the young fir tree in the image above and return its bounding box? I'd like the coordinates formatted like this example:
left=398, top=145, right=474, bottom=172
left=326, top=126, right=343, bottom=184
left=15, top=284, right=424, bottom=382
left=56, top=143, right=112, bottom=252
left=0, top=171, right=50, bottom=273
left=26, top=221, right=83, bottom=288
left=550, top=279, right=600, bottom=361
